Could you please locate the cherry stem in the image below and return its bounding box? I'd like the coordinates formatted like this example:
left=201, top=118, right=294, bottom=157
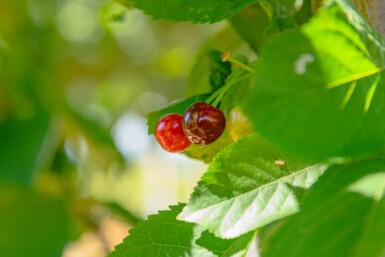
left=221, top=51, right=255, bottom=73
left=211, top=74, right=251, bottom=108
left=205, top=87, right=222, bottom=105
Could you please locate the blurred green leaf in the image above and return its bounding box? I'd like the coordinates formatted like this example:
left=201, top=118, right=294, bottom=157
left=261, top=159, right=385, bottom=257
left=124, top=0, right=259, bottom=23
left=230, top=3, right=272, bottom=53
left=109, top=204, right=255, bottom=257
left=179, top=135, right=325, bottom=239
left=269, top=0, right=300, bottom=30
left=115, top=0, right=134, bottom=8
left=244, top=0, right=385, bottom=161
left=146, top=94, right=208, bottom=135
left=67, top=106, right=115, bottom=148
left=0, top=185, right=71, bottom=257
left=0, top=109, right=50, bottom=184
left=104, top=201, right=142, bottom=226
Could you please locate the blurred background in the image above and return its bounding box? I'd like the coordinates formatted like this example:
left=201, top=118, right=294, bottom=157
left=0, top=0, right=227, bottom=256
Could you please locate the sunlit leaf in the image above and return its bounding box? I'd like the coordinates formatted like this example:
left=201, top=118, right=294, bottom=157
left=261, top=159, right=385, bottom=257
left=179, top=135, right=326, bottom=238
left=244, top=0, right=385, bottom=161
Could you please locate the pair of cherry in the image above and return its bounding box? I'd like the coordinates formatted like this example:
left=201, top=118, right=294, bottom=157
left=155, top=102, right=226, bottom=152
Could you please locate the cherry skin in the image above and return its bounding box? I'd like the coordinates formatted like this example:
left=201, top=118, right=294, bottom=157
left=182, top=102, right=226, bottom=145
left=227, top=107, right=253, bottom=141
left=155, top=113, right=191, bottom=152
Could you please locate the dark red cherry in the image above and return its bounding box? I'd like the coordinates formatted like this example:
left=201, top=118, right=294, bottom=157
left=182, top=102, right=226, bottom=145
left=155, top=113, right=192, bottom=152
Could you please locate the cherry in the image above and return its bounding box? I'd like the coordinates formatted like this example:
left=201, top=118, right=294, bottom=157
left=182, top=102, right=226, bottom=145
left=227, top=107, right=253, bottom=141
left=155, top=113, right=191, bottom=152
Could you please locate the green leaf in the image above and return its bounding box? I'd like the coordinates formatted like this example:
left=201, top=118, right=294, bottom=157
left=128, top=0, right=259, bottom=23
left=115, top=0, right=134, bottom=8
left=66, top=106, right=126, bottom=164
left=197, top=230, right=256, bottom=257
left=261, top=159, right=385, bottom=257
left=179, top=135, right=326, bottom=239
left=244, top=0, right=385, bottom=161
left=0, top=109, right=50, bottom=184
left=269, top=0, right=301, bottom=30
left=66, top=106, right=115, bottom=148
left=220, top=62, right=256, bottom=115
left=208, top=50, right=232, bottom=91
left=229, top=3, right=272, bottom=53
left=103, top=201, right=142, bottom=226
left=188, top=25, right=245, bottom=97
left=0, top=185, right=71, bottom=257
left=146, top=94, right=208, bottom=135
left=108, top=204, right=256, bottom=257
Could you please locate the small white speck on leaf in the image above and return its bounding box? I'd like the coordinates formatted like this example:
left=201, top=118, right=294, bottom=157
left=294, top=53, right=315, bottom=75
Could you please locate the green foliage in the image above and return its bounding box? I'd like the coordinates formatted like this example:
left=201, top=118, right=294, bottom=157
left=208, top=50, right=232, bottom=90
left=229, top=3, right=272, bottom=53
left=108, top=204, right=255, bottom=257
left=0, top=109, right=50, bottom=184
left=187, top=25, right=245, bottom=96
left=260, top=159, right=385, bottom=257
left=0, top=185, right=71, bottom=257
left=244, top=0, right=385, bottom=161
left=178, top=135, right=326, bottom=238
left=220, top=62, right=256, bottom=115
left=127, top=0, right=259, bottom=23
left=131, top=2, right=385, bottom=254
left=4, top=0, right=385, bottom=256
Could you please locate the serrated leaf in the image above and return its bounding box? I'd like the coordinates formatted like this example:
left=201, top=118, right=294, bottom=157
left=128, top=0, right=259, bottom=23
left=108, top=204, right=255, bottom=257
left=244, top=0, right=385, bottom=161
left=179, top=135, right=326, bottom=239
left=146, top=94, right=208, bottom=135
left=261, top=159, right=385, bottom=257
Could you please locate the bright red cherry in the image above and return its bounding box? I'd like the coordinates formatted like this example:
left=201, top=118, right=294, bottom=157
left=155, top=113, right=192, bottom=152
left=182, top=102, right=226, bottom=145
